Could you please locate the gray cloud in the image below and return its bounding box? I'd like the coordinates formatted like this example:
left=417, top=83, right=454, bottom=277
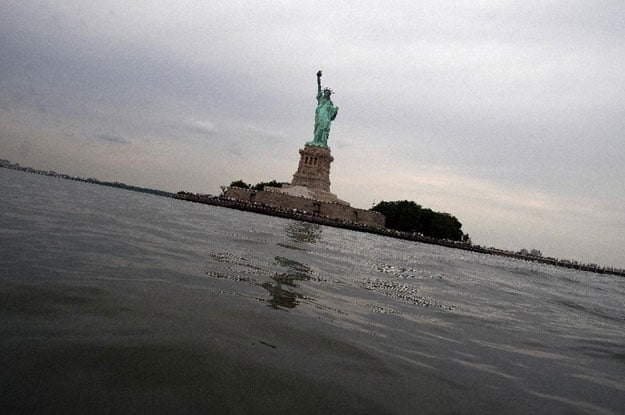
left=185, top=118, right=218, bottom=135
left=95, top=133, right=130, bottom=144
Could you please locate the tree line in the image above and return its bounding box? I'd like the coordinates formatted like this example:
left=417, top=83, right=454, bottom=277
left=228, top=179, right=288, bottom=191
left=372, top=200, right=469, bottom=242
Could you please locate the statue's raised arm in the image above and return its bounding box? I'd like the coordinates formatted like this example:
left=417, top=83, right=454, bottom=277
left=316, top=70, right=322, bottom=95
left=306, top=70, right=338, bottom=148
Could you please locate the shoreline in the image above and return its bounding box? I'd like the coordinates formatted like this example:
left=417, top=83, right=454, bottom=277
left=175, top=192, right=624, bottom=277
left=3, top=165, right=621, bottom=277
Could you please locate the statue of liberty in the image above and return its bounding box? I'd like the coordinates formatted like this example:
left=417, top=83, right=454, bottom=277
left=306, top=70, right=338, bottom=148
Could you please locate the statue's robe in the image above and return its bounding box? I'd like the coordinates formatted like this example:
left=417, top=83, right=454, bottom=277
left=311, top=93, right=338, bottom=146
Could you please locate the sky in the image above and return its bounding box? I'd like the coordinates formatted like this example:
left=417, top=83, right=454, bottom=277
left=1, top=0, right=624, bottom=268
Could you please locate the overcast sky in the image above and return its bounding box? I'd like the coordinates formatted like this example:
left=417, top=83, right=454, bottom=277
left=1, top=1, right=624, bottom=268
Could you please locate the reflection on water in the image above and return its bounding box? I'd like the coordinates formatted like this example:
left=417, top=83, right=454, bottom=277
left=260, top=222, right=319, bottom=309
left=262, top=256, right=311, bottom=309
left=285, top=221, right=322, bottom=244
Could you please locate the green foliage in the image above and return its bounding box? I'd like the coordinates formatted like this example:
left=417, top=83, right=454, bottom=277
left=372, top=200, right=422, bottom=233
left=251, top=180, right=288, bottom=191
left=229, top=179, right=250, bottom=189
left=372, top=200, right=465, bottom=241
left=229, top=179, right=289, bottom=191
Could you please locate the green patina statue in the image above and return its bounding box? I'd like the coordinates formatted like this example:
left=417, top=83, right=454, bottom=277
left=306, top=70, right=338, bottom=148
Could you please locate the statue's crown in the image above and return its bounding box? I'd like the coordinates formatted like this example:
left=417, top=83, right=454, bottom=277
left=322, top=87, right=334, bottom=95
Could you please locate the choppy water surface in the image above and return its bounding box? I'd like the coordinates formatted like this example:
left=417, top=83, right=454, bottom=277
left=1, top=168, right=624, bottom=414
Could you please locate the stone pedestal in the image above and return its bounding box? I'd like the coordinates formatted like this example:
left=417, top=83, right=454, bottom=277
left=291, top=145, right=333, bottom=192
left=272, top=145, right=348, bottom=205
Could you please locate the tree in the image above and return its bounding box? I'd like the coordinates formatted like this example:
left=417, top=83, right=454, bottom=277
left=371, top=200, right=465, bottom=241
left=229, top=179, right=250, bottom=189
left=461, top=233, right=472, bottom=245
left=372, top=200, right=423, bottom=233
left=252, top=180, right=288, bottom=191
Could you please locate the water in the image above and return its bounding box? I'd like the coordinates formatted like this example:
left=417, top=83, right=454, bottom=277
left=1, top=167, right=624, bottom=414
